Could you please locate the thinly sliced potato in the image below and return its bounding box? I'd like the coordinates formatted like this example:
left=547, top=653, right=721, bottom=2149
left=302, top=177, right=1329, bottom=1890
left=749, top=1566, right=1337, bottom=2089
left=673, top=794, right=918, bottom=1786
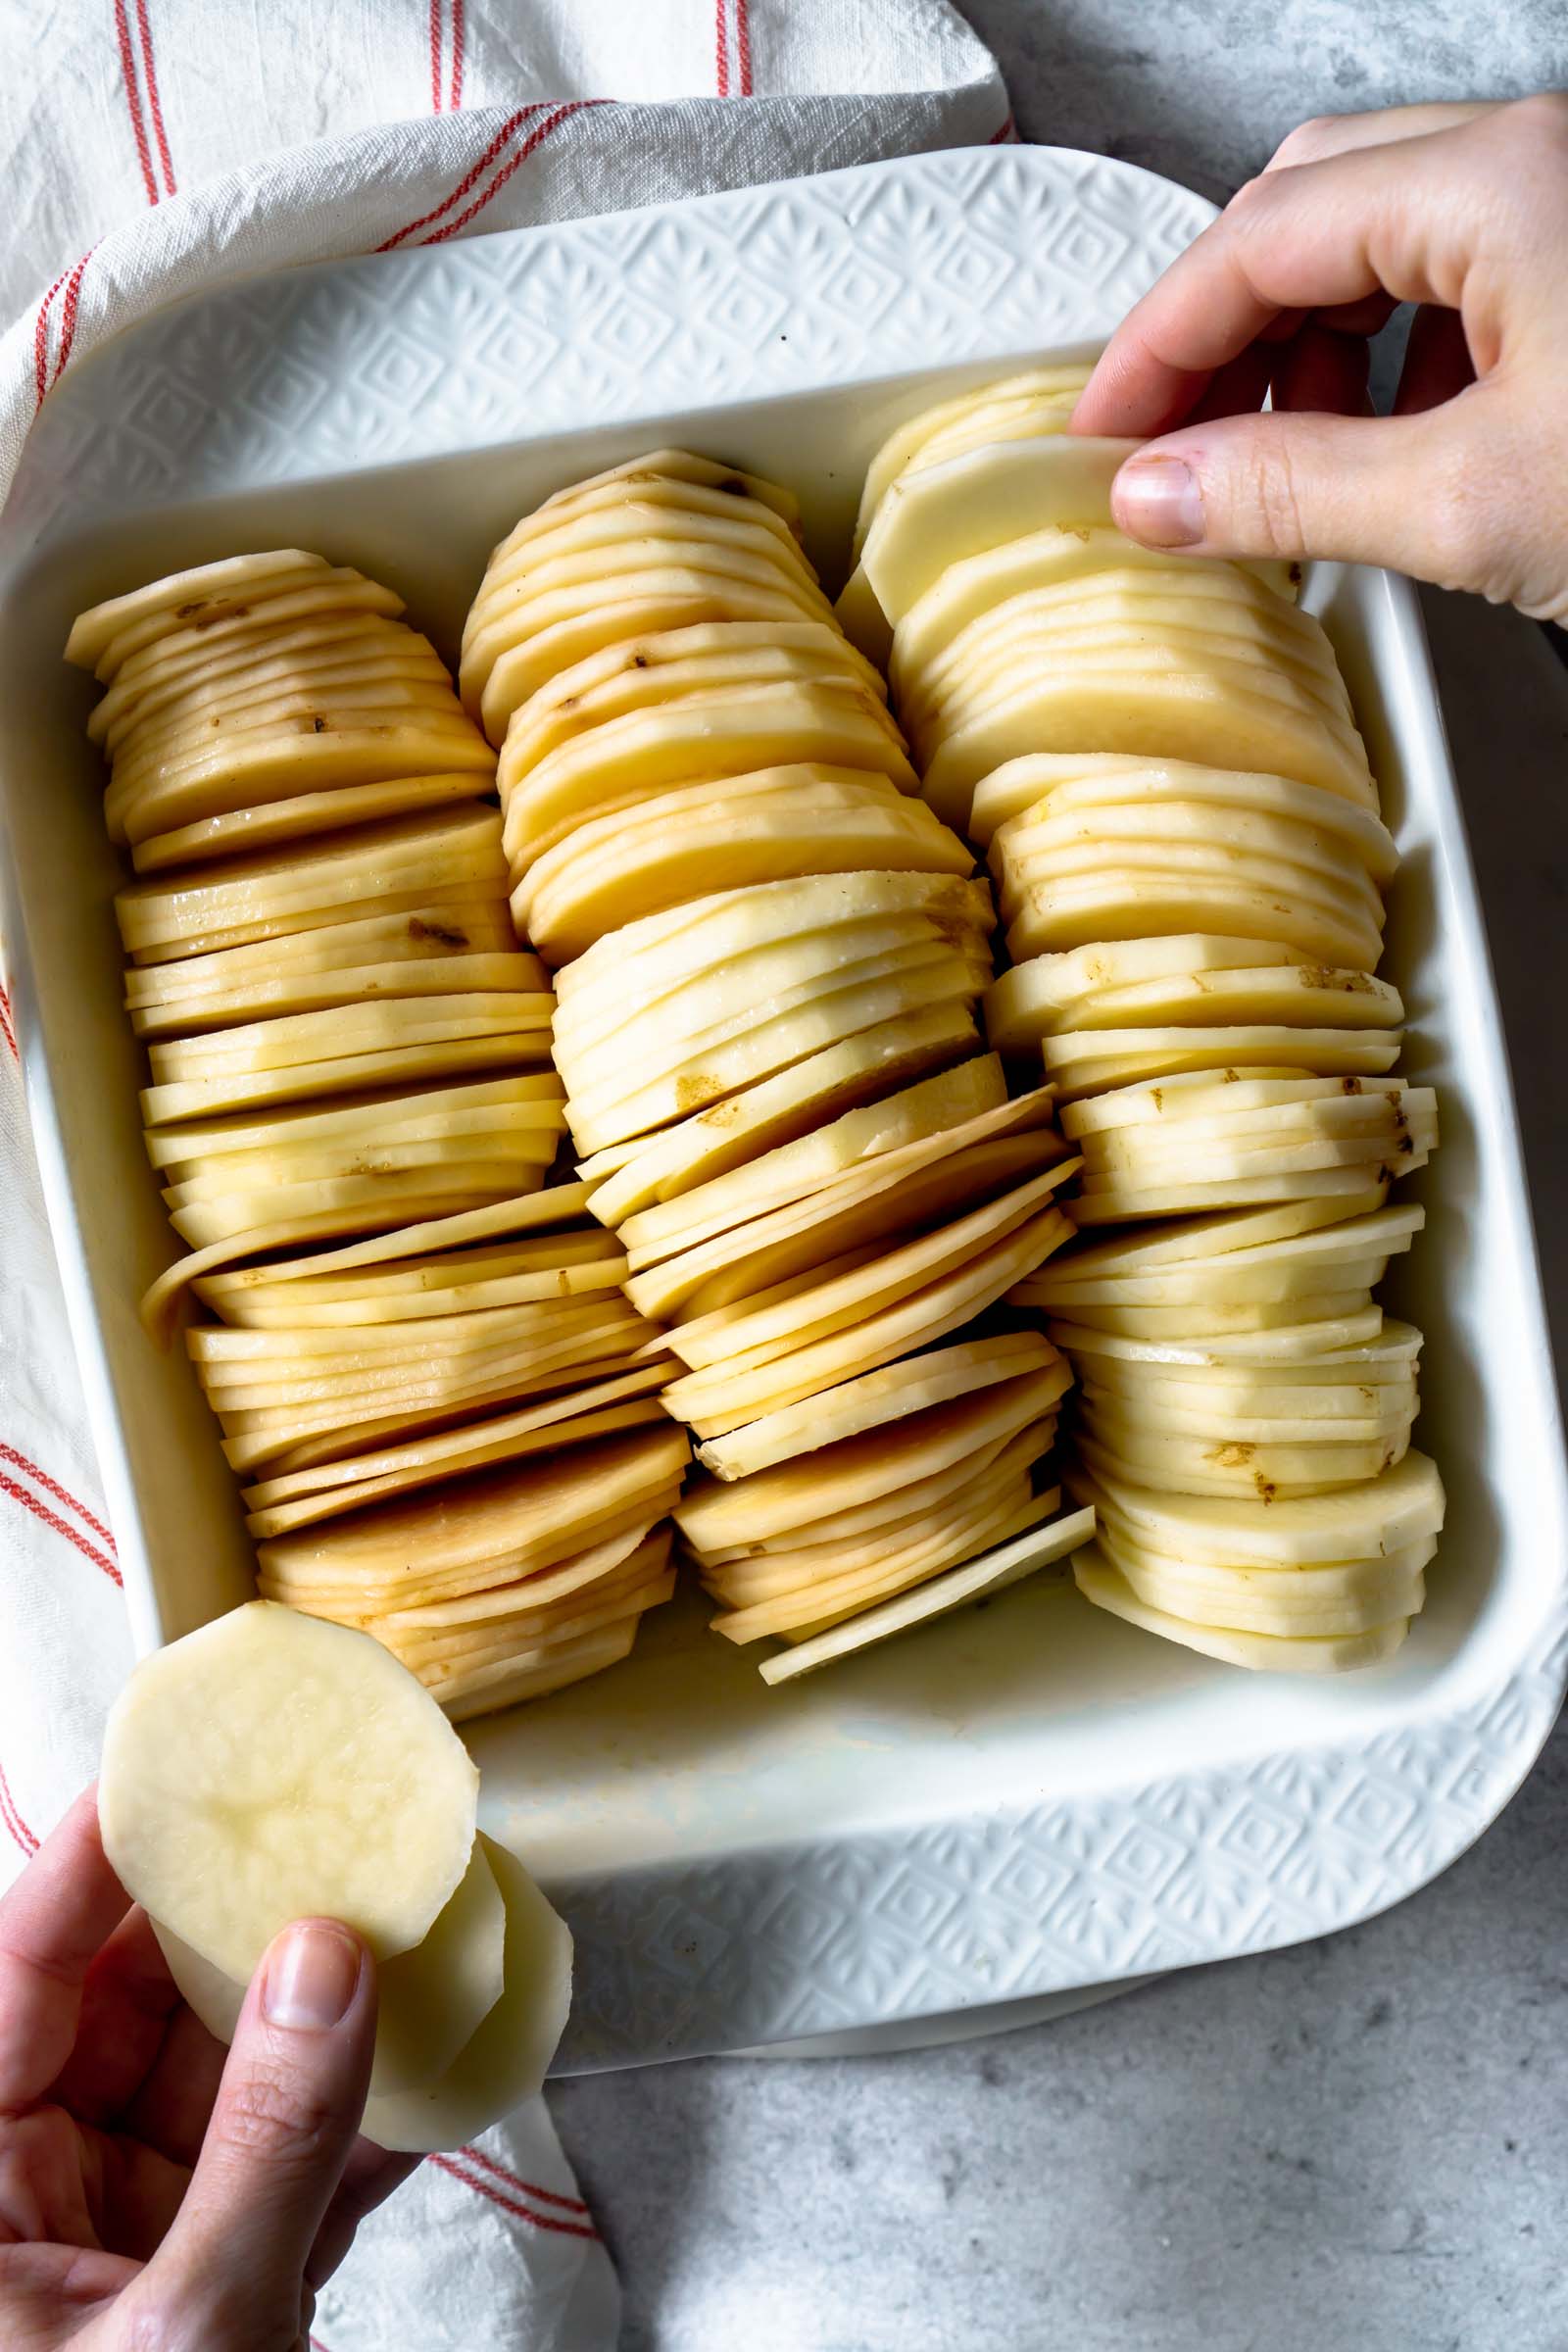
left=668, top=1202, right=1073, bottom=1439
left=1066, top=1450, right=1445, bottom=1563
left=152, top=1831, right=507, bottom=2095
left=100, top=1601, right=478, bottom=1980
left=1073, top=1548, right=1412, bottom=1672
left=359, top=1834, right=572, bottom=2153
left=760, top=1506, right=1097, bottom=1684
left=130, top=775, right=491, bottom=874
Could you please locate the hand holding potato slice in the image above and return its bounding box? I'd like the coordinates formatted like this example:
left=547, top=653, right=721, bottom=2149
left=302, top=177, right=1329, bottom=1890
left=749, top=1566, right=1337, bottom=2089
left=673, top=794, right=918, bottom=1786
left=99, top=1603, right=571, bottom=2149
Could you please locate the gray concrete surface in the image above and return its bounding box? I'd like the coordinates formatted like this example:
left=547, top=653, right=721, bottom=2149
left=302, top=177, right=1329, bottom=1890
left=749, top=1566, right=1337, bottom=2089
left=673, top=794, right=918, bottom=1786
left=550, top=16, right=1568, bottom=2347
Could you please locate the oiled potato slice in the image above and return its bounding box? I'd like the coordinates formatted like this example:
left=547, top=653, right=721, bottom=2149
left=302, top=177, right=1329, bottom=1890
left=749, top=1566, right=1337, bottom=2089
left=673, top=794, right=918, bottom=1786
left=100, top=1601, right=479, bottom=1981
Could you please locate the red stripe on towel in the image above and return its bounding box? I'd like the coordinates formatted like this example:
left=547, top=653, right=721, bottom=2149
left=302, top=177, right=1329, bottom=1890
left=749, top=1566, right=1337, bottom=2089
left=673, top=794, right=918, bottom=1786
left=449, top=0, right=465, bottom=110
left=0, top=1446, right=116, bottom=1551
left=417, top=104, right=586, bottom=245
left=0, top=1763, right=38, bottom=1856
left=0, top=1470, right=122, bottom=1586
left=376, top=106, right=543, bottom=249
left=113, top=0, right=159, bottom=204
left=459, top=2141, right=591, bottom=2215
left=32, top=270, right=69, bottom=411
left=135, top=0, right=177, bottom=195
left=51, top=249, right=96, bottom=385
left=429, top=2151, right=600, bottom=2240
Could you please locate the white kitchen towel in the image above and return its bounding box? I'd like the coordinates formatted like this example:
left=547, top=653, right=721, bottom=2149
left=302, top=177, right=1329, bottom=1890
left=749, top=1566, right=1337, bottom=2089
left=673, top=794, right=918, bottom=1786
left=0, top=3, right=1009, bottom=2345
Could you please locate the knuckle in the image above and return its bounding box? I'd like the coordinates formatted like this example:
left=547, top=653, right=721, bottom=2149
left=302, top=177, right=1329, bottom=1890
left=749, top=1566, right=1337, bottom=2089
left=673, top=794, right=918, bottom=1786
left=219, top=2058, right=341, bottom=2170
left=1225, top=172, right=1273, bottom=223
left=1242, top=438, right=1310, bottom=558
left=1268, top=115, right=1341, bottom=171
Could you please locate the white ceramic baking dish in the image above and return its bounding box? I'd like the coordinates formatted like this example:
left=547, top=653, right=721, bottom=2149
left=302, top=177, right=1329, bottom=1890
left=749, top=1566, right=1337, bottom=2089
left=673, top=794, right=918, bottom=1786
left=2, top=145, right=1563, bottom=2072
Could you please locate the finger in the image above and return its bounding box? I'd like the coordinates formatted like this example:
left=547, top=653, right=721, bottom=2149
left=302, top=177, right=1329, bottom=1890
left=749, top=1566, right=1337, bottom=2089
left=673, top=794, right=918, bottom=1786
left=122, top=1994, right=229, bottom=2168
left=126, top=1920, right=374, bottom=2344
left=1263, top=99, right=1500, bottom=172
left=307, top=2142, right=420, bottom=2291
left=1393, top=302, right=1475, bottom=414
left=51, top=1906, right=183, bottom=2126
left=0, top=1787, right=128, bottom=2114
left=1107, top=403, right=1462, bottom=578
left=1269, top=323, right=1373, bottom=416
left=1071, top=122, right=1484, bottom=437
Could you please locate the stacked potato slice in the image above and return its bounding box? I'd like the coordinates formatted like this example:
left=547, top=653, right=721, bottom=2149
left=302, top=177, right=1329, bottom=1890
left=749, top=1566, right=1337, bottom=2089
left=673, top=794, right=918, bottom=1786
left=101, top=1600, right=574, bottom=2149
left=851, top=381, right=1445, bottom=1671
left=70, top=554, right=684, bottom=1716
left=464, top=455, right=1087, bottom=1675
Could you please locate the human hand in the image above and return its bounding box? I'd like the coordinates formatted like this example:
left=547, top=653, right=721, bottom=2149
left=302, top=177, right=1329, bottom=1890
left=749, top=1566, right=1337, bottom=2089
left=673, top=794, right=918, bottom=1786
left=0, top=1788, right=415, bottom=2351
left=1072, top=95, right=1568, bottom=621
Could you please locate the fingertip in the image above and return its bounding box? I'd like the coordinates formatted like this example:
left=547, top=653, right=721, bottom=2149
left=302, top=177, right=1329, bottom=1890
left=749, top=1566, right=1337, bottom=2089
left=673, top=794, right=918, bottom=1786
left=260, top=1920, right=370, bottom=2036
left=1111, top=454, right=1207, bottom=549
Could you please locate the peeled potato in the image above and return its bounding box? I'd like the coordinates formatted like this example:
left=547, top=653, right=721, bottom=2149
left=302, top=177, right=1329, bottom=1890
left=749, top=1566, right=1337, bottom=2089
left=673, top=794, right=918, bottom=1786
left=100, top=1601, right=479, bottom=1981
left=605, top=1050, right=1004, bottom=1246
left=359, top=1834, right=572, bottom=2153
left=515, top=768, right=972, bottom=962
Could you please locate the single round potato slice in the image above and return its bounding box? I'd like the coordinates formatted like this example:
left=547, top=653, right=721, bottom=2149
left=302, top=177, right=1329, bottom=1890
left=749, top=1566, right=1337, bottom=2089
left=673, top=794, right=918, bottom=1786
left=359, top=1833, right=572, bottom=2154
left=150, top=1829, right=507, bottom=2096
left=100, top=1601, right=479, bottom=1982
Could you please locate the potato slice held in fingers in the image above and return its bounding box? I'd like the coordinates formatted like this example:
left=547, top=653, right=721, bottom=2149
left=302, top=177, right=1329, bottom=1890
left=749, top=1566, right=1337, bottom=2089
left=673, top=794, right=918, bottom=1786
left=99, top=1600, right=479, bottom=1981
left=150, top=1830, right=508, bottom=2094
left=360, top=1834, right=572, bottom=2153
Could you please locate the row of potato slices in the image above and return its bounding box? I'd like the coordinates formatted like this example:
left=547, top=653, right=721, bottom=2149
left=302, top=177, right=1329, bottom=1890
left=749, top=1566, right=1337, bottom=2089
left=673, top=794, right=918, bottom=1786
left=604, top=1039, right=1086, bottom=1665
left=461, top=452, right=995, bottom=963
left=1028, top=1193, right=1444, bottom=1667
left=845, top=370, right=1444, bottom=1677
left=441, top=440, right=1099, bottom=1672
left=1032, top=1074, right=1440, bottom=1661
left=65, top=551, right=495, bottom=861
left=118, top=808, right=570, bottom=1311
left=72, top=559, right=688, bottom=1717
